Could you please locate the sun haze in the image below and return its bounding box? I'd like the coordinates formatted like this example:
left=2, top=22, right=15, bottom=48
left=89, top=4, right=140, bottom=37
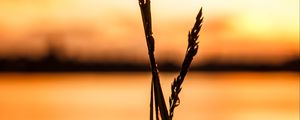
left=0, top=0, right=298, bottom=65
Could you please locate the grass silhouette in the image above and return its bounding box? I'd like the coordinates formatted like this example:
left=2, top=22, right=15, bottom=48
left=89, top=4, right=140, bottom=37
left=138, top=0, right=203, bottom=119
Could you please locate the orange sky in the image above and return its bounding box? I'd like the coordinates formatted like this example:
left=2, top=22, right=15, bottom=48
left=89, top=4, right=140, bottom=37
left=0, top=0, right=299, bottom=65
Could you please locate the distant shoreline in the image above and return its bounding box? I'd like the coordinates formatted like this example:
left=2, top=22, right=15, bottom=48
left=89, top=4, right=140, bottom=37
left=0, top=63, right=299, bottom=72
left=1, top=55, right=299, bottom=72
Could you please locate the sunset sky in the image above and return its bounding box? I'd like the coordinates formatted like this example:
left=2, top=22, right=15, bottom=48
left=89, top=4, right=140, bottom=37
left=0, top=0, right=299, bottom=65
left=0, top=1, right=299, bottom=119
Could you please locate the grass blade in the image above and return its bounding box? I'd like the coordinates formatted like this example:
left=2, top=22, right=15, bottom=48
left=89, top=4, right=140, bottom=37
left=168, top=8, right=203, bottom=120
left=138, top=0, right=169, bottom=120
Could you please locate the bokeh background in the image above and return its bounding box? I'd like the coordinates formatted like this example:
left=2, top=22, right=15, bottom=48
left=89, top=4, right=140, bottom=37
left=0, top=0, right=299, bottom=120
left=0, top=0, right=299, bottom=69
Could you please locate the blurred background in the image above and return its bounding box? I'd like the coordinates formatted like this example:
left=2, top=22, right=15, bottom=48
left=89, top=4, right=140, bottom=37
left=0, top=0, right=299, bottom=120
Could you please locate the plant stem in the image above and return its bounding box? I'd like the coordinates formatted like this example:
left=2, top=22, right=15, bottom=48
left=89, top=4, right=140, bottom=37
left=138, top=0, right=169, bottom=120
left=168, top=8, right=203, bottom=120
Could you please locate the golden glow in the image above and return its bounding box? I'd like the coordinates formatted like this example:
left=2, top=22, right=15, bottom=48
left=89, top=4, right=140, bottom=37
left=0, top=0, right=299, bottom=63
left=0, top=72, right=299, bottom=120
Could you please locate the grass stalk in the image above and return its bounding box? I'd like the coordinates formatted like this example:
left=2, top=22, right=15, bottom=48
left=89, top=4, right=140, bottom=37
left=168, top=8, right=203, bottom=120
left=138, top=0, right=203, bottom=120
left=138, top=0, right=169, bottom=120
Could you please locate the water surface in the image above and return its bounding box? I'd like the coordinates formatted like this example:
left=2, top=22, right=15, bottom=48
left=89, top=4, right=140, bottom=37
left=0, top=72, right=299, bottom=120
